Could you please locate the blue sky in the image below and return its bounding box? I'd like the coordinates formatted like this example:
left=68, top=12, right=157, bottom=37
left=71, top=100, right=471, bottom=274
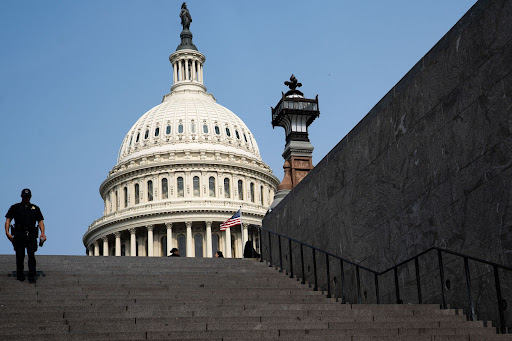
left=0, top=0, right=477, bottom=255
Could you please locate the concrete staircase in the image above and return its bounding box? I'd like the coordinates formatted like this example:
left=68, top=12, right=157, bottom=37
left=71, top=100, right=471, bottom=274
left=0, top=255, right=509, bottom=341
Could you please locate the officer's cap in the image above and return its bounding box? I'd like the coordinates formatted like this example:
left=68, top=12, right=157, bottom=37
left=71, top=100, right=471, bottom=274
left=21, top=188, right=31, bottom=198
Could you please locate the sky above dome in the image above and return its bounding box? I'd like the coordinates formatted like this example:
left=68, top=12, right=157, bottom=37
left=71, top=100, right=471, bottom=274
left=0, top=0, right=477, bottom=255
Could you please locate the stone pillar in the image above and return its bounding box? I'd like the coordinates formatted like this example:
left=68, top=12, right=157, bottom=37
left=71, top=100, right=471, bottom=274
left=179, top=59, right=183, bottom=82
left=166, top=223, right=173, bottom=257
left=88, top=245, right=93, bottom=256
left=185, top=59, right=189, bottom=81
left=192, top=60, right=196, bottom=81
left=186, top=221, right=193, bottom=257
left=225, top=227, right=232, bottom=258
left=205, top=221, right=212, bottom=258
left=173, top=62, right=178, bottom=83
left=147, top=225, right=154, bottom=257
left=102, top=236, right=109, bottom=256
left=243, top=223, right=249, bottom=249
left=129, top=228, right=137, bottom=257
left=199, top=64, right=203, bottom=83
left=94, top=241, right=100, bottom=256
left=115, top=232, right=121, bottom=257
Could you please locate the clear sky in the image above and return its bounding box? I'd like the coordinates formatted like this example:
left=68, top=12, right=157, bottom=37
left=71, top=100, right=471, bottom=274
left=0, top=0, right=477, bottom=255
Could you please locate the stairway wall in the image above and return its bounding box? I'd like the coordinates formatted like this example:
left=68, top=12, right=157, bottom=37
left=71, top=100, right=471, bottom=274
left=263, top=0, right=512, bottom=325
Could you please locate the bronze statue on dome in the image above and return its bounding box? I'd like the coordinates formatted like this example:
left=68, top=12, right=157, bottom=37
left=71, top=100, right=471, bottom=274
left=180, top=2, right=192, bottom=31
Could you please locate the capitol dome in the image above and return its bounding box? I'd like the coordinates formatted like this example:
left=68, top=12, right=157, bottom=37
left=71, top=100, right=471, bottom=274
left=83, top=6, right=279, bottom=258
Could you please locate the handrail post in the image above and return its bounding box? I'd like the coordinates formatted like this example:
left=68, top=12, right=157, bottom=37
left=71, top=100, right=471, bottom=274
left=259, top=227, right=263, bottom=262
left=268, top=231, right=273, bottom=268
left=437, top=250, right=447, bottom=309
left=356, top=266, right=362, bottom=304
left=394, top=267, right=401, bottom=304
left=415, top=257, right=422, bottom=304
left=326, top=253, right=331, bottom=298
left=312, top=248, right=318, bottom=291
left=278, top=235, right=283, bottom=273
left=374, top=273, right=380, bottom=304
left=494, top=265, right=506, bottom=334
left=340, top=259, right=346, bottom=304
left=300, top=243, right=305, bottom=284
left=289, top=238, right=293, bottom=279
left=463, top=257, right=476, bottom=321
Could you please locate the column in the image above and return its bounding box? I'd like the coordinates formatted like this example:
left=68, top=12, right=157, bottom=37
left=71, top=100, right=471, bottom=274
left=166, top=223, right=173, bottom=257
left=225, top=227, right=232, bottom=258
left=173, top=62, right=178, bottom=83
left=88, top=245, right=93, bottom=256
left=147, top=225, right=154, bottom=257
left=115, top=232, right=121, bottom=257
left=102, top=236, right=109, bottom=256
left=185, top=59, right=189, bottom=81
left=205, top=221, right=212, bottom=258
left=243, top=223, right=249, bottom=250
left=199, top=64, right=203, bottom=83
left=186, top=221, right=193, bottom=257
left=94, top=241, right=100, bottom=256
left=192, top=59, right=196, bottom=81
left=129, top=228, right=137, bottom=257
left=179, top=60, right=183, bottom=82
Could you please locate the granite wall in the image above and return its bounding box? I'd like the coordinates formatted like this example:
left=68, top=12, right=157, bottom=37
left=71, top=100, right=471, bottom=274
left=262, top=0, right=512, bottom=328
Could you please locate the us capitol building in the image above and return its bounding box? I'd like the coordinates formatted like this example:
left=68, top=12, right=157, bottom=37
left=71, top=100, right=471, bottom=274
left=83, top=4, right=279, bottom=258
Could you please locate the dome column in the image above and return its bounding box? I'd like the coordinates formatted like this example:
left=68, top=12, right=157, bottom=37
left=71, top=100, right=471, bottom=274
left=173, top=62, right=178, bottom=83
left=186, top=221, right=193, bottom=257
left=205, top=221, right=212, bottom=258
left=129, top=228, right=137, bottom=257
left=115, top=232, right=121, bottom=257
left=185, top=60, right=189, bottom=81
left=102, top=236, right=109, bottom=256
left=224, top=227, right=232, bottom=258
left=191, top=60, right=196, bottom=81
left=166, top=223, right=173, bottom=257
left=146, top=225, right=154, bottom=257
left=94, top=241, right=100, bottom=256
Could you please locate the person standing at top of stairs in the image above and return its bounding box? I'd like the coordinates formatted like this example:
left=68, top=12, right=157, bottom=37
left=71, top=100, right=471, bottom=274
left=4, top=188, right=46, bottom=283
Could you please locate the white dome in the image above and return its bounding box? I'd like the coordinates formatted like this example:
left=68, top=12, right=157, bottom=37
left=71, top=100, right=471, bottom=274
left=118, top=90, right=260, bottom=165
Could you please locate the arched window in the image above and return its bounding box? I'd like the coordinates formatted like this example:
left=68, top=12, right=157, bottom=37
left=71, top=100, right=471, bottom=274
left=225, top=127, right=231, bottom=137
left=193, top=176, right=200, bottom=197
left=250, top=183, right=255, bottom=203
left=260, top=185, right=264, bottom=205
left=166, top=125, right=171, bottom=135
left=134, top=184, right=140, bottom=204
left=203, top=124, right=208, bottom=134
left=115, top=190, right=119, bottom=210
left=214, top=126, right=220, bottom=135
left=178, top=235, right=186, bottom=256
left=224, top=178, right=230, bottom=198
left=144, top=129, right=149, bottom=140
left=136, top=133, right=140, bottom=142
left=154, top=127, right=160, bottom=137
left=194, top=234, right=203, bottom=258
left=178, top=124, right=184, bottom=134
left=147, top=180, right=153, bottom=201
left=161, top=178, right=168, bottom=199
left=124, top=187, right=128, bottom=208
left=238, top=180, right=243, bottom=200
left=209, top=177, right=215, bottom=197
left=243, top=133, right=248, bottom=143
left=212, top=234, right=219, bottom=257
left=160, top=236, right=167, bottom=257
left=235, top=130, right=240, bottom=139
left=177, top=177, right=184, bottom=197
left=129, top=136, right=133, bottom=146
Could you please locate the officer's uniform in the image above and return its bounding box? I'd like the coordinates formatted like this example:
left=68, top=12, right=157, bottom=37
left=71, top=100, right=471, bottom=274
left=5, top=202, right=44, bottom=280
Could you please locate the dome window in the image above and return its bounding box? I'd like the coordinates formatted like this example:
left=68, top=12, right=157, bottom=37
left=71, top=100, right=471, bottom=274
left=162, top=178, right=168, bottom=199
left=224, top=178, right=230, bottom=198
left=226, top=128, right=231, bottom=137
left=235, top=130, right=240, bottom=140
left=209, top=177, right=216, bottom=197
left=238, top=180, right=244, bottom=200
left=147, top=180, right=153, bottom=202
left=193, top=176, right=200, bottom=197
left=178, top=124, right=184, bottom=134
left=154, top=127, right=160, bottom=137
left=144, top=129, right=149, bottom=140
left=203, top=124, right=208, bottom=134
left=177, top=177, right=184, bottom=197
left=136, top=133, right=140, bottom=143
left=190, top=122, right=196, bottom=134
left=134, top=184, right=140, bottom=204
left=250, top=183, right=255, bottom=203
left=166, top=125, right=171, bottom=135
left=243, top=133, right=248, bottom=143
left=214, top=126, right=220, bottom=135
left=129, top=136, right=133, bottom=146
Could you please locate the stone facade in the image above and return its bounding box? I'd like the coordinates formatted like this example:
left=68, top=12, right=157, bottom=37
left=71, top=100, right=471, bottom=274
left=263, top=0, right=512, bottom=325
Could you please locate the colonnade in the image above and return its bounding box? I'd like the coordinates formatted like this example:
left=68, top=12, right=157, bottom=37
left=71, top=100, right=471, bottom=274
left=172, top=57, right=203, bottom=84
left=88, top=221, right=253, bottom=258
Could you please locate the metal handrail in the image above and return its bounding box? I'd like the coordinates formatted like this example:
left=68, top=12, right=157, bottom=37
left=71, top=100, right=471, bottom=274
left=257, top=226, right=511, bottom=334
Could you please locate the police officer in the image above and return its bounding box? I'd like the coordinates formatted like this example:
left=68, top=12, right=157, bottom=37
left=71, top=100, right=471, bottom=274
left=4, top=188, right=46, bottom=283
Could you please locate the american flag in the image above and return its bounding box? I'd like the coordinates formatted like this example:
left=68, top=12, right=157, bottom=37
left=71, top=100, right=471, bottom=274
left=220, top=209, right=241, bottom=231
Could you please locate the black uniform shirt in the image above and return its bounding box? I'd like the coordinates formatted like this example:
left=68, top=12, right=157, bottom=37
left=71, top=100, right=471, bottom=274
left=5, top=202, right=44, bottom=231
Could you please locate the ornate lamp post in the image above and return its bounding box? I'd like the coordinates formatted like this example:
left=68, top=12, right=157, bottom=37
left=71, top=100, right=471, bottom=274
left=270, top=75, right=320, bottom=209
